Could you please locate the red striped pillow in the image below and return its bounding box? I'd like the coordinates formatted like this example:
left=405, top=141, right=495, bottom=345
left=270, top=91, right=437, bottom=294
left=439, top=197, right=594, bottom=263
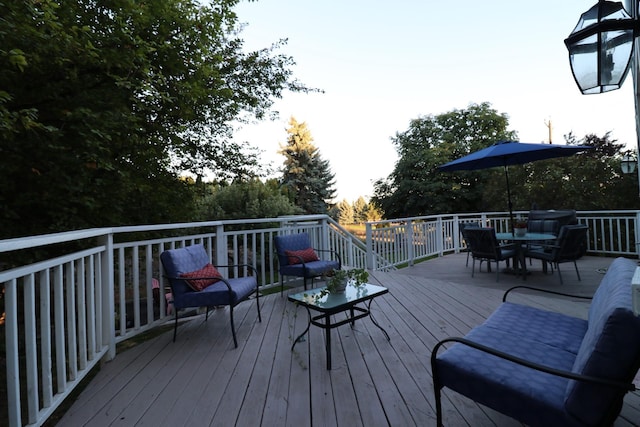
left=180, top=263, right=221, bottom=291
left=285, top=248, right=319, bottom=265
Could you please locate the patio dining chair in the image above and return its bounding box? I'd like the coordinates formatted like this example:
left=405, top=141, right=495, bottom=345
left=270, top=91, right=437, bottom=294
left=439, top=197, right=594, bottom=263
left=465, top=227, right=515, bottom=282
left=526, top=224, right=588, bottom=284
left=460, top=222, right=480, bottom=267
left=274, top=232, right=341, bottom=295
left=160, top=244, right=261, bottom=347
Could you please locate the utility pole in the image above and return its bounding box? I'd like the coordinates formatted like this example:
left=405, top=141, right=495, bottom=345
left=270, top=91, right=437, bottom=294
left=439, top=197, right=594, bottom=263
left=544, top=118, right=553, bottom=144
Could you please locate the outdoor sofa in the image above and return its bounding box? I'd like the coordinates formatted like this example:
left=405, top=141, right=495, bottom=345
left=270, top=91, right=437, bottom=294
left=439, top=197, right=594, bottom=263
left=431, top=257, right=640, bottom=426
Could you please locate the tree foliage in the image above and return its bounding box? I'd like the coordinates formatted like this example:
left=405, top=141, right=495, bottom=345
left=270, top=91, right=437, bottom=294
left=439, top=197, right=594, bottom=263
left=334, top=199, right=355, bottom=224
left=0, top=0, right=308, bottom=237
left=372, top=103, right=516, bottom=218
left=195, top=179, right=301, bottom=220
left=353, top=196, right=368, bottom=223
left=279, top=117, right=336, bottom=214
left=372, top=103, right=640, bottom=219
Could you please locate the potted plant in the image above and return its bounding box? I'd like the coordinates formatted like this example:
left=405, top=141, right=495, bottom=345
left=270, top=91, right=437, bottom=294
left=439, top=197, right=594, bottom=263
left=326, top=268, right=369, bottom=293
left=514, top=218, right=528, bottom=237
left=306, top=268, right=369, bottom=302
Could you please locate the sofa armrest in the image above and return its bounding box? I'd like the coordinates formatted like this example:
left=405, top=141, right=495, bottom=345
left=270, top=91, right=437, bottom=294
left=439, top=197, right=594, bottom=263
left=502, top=285, right=593, bottom=303
left=431, top=337, right=635, bottom=391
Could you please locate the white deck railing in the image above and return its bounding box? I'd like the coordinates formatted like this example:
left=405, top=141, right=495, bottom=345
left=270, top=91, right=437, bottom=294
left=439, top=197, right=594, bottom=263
left=365, top=210, right=640, bottom=269
left=1, top=210, right=638, bottom=426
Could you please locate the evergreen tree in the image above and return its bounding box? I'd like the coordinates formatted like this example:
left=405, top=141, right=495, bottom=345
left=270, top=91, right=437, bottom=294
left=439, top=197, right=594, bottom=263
left=279, top=117, right=336, bottom=213
left=336, top=199, right=355, bottom=224
left=353, top=196, right=368, bottom=223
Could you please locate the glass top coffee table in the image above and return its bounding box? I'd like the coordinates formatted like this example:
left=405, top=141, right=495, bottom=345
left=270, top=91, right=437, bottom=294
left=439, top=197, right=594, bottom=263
left=287, top=283, right=390, bottom=370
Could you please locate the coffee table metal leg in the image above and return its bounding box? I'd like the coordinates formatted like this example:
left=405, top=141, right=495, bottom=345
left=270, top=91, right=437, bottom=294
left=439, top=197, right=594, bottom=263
left=291, top=306, right=311, bottom=351
left=367, top=300, right=390, bottom=341
left=325, top=314, right=332, bottom=370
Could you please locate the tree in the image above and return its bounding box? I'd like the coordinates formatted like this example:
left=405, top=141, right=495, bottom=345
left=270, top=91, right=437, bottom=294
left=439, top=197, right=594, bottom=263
left=0, top=0, right=310, bottom=237
left=513, top=132, right=640, bottom=211
left=364, top=202, right=383, bottom=222
left=195, top=178, right=301, bottom=220
left=335, top=199, right=355, bottom=224
left=353, top=196, right=368, bottom=223
left=372, top=103, right=516, bottom=218
left=372, top=101, right=640, bottom=219
left=279, top=117, right=336, bottom=214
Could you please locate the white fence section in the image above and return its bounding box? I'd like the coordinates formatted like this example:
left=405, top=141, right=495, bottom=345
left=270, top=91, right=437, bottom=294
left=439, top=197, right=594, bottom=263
left=1, top=210, right=639, bottom=426
left=365, top=210, right=640, bottom=270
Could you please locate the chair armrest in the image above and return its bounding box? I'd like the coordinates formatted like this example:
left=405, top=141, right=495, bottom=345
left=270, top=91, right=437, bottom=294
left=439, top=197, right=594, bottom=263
left=214, top=264, right=259, bottom=286
left=431, top=337, right=635, bottom=391
left=314, top=248, right=342, bottom=266
left=502, top=285, right=593, bottom=303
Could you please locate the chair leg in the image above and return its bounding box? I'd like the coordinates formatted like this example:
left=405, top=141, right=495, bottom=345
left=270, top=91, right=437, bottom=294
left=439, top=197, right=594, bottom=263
left=173, top=311, right=178, bottom=342
left=431, top=355, right=444, bottom=426
left=573, top=260, right=581, bottom=281
left=471, top=257, right=476, bottom=277
left=557, top=264, right=564, bottom=285
left=256, top=289, right=262, bottom=322
left=230, top=306, right=238, bottom=348
left=466, top=250, right=470, bottom=267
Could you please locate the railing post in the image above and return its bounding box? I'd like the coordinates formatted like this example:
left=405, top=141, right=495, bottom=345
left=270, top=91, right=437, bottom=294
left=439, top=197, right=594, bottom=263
left=436, top=217, right=444, bottom=257
left=453, top=216, right=461, bottom=253
left=215, top=223, right=227, bottom=271
left=636, top=212, right=640, bottom=260
left=407, top=219, right=415, bottom=266
left=100, top=232, right=116, bottom=361
left=319, top=217, right=330, bottom=252
left=6, top=278, right=21, bottom=427
left=365, top=222, right=373, bottom=270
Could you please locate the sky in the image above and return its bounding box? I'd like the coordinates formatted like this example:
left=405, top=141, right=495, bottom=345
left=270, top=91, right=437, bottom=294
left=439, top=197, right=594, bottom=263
left=231, top=0, right=638, bottom=203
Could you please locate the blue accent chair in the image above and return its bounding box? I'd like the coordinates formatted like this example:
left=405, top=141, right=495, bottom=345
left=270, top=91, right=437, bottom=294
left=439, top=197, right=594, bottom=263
left=160, top=244, right=261, bottom=347
left=274, top=232, right=341, bottom=295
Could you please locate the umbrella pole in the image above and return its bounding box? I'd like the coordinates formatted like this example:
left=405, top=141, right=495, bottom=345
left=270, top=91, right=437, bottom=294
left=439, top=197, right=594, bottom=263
left=504, top=165, right=515, bottom=235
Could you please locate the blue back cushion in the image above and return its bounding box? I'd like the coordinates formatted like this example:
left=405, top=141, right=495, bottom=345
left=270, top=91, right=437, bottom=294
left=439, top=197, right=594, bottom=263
left=274, top=233, right=313, bottom=267
left=565, top=257, right=640, bottom=425
left=160, top=244, right=210, bottom=297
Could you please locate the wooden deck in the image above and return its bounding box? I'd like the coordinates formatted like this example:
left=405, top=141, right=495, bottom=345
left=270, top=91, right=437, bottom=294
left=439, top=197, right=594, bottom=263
left=58, top=254, right=640, bottom=426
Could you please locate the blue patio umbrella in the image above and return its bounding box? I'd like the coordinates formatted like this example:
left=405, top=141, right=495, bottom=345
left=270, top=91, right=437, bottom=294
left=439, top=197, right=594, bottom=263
left=438, top=140, right=592, bottom=233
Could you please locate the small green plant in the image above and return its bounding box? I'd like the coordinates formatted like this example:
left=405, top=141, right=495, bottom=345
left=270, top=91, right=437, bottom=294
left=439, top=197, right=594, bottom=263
left=305, top=268, right=369, bottom=302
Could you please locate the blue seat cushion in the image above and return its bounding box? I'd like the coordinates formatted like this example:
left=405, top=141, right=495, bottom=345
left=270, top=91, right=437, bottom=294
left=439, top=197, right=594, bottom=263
left=175, top=276, right=257, bottom=309
left=280, top=259, right=340, bottom=278
left=483, top=302, right=587, bottom=354
left=436, top=326, right=580, bottom=427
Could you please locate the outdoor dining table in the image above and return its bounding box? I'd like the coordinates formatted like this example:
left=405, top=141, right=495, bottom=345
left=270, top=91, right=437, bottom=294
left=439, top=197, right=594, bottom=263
left=495, top=232, right=556, bottom=279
